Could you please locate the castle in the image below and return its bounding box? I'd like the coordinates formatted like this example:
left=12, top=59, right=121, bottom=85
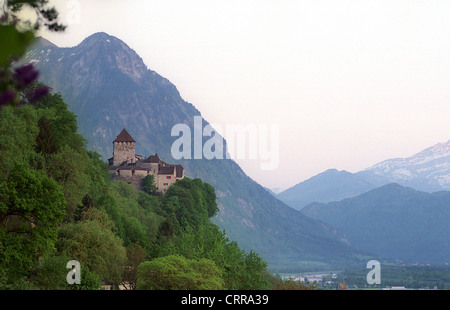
left=108, top=129, right=184, bottom=193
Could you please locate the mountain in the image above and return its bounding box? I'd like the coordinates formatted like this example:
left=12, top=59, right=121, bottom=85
left=277, top=169, right=389, bottom=210
left=302, top=183, right=450, bottom=264
left=23, top=32, right=364, bottom=271
left=277, top=141, right=450, bottom=210
left=264, top=187, right=281, bottom=196
left=366, top=140, right=450, bottom=192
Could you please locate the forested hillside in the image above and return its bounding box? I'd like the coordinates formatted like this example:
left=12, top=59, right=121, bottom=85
left=0, top=87, right=278, bottom=289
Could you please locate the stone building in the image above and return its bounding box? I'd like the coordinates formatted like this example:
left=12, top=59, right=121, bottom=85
left=108, top=129, right=184, bottom=194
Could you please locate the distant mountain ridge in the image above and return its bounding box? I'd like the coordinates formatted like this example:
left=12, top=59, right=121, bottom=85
left=277, top=140, right=450, bottom=210
left=366, top=140, right=450, bottom=192
left=24, top=32, right=364, bottom=271
left=277, top=169, right=388, bottom=210
left=302, top=183, right=450, bottom=264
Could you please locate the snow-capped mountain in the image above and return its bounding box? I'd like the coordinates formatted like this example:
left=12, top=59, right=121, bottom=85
left=366, top=140, right=450, bottom=192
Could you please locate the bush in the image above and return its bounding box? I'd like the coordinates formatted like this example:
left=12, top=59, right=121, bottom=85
left=136, top=255, right=224, bottom=290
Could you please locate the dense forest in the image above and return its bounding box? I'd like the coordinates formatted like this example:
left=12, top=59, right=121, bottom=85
left=0, top=87, right=274, bottom=290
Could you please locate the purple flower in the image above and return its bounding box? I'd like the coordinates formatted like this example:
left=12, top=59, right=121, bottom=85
left=27, top=86, right=49, bottom=103
left=14, top=64, right=39, bottom=88
left=0, top=13, right=9, bottom=23
left=0, top=89, right=16, bottom=106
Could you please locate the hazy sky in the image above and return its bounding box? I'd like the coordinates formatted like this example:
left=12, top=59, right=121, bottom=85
left=39, top=0, right=450, bottom=190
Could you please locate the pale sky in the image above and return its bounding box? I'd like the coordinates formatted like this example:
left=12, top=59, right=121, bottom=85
left=39, top=0, right=450, bottom=191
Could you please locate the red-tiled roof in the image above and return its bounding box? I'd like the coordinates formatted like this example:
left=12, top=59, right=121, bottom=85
left=116, top=165, right=133, bottom=170
left=113, top=129, right=135, bottom=143
left=158, top=165, right=175, bottom=175
left=143, top=153, right=160, bottom=163
left=133, top=167, right=151, bottom=171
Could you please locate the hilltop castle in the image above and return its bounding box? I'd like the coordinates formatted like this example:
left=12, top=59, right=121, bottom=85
left=108, top=129, right=184, bottom=193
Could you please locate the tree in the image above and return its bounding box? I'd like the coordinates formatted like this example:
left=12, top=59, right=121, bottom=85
left=141, top=174, right=157, bottom=195
left=122, top=243, right=146, bottom=290
left=35, top=92, right=85, bottom=152
left=238, top=251, right=270, bottom=290
left=2, top=0, right=66, bottom=32
left=0, top=164, right=66, bottom=279
left=35, top=115, right=59, bottom=155
left=74, top=194, right=96, bottom=222
left=136, top=255, right=224, bottom=290
left=56, top=219, right=126, bottom=285
left=163, top=178, right=218, bottom=229
left=32, top=252, right=102, bottom=290
left=272, top=278, right=317, bottom=290
left=0, top=105, right=39, bottom=179
left=33, top=253, right=70, bottom=289
left=45, top=145, right=91, bottom=220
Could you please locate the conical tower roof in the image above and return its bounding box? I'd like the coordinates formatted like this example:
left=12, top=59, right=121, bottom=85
left=113, top=129, right=135, bottom=143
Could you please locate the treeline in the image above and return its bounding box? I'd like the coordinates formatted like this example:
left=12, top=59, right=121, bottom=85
left=0, top=86, right=314, bottom=290
left=0, top=89, right=256, bottom=289
left=331, top=265, right=450, bottom=290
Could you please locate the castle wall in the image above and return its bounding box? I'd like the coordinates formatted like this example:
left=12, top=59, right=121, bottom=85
left=109, top=167, right=182, bottom=195
left=110, top=174, right=143, bottom=190
left=150, top=163, right=158, bottom=172
left=118, top=169, right=133, bottom=177
left=134, top=169, right=151, bottom=177
left=156, top=173, right=177, bottom=194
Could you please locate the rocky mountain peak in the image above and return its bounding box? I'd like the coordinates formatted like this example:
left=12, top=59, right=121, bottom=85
left=73, top=32, right=148, bottom=83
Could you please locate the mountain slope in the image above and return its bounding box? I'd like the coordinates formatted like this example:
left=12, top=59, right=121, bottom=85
left=277, top=169, right=389, bottom=210
left=302, top=183, right=450, bottom=264
left=366, top=140, right=450, bottom=192
left=24, top=32, right=363, bottom=271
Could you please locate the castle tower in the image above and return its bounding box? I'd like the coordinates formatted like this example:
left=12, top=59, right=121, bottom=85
left=113, top=129, right=136, bottom=166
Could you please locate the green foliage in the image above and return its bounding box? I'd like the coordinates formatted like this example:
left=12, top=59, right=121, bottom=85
left=56, top=218, right=126, bottom=284
left=0, top=164, right=66, bottom=279
left=123, top=243, right=146, bottom=290
left=336, top=265, right=450, bottom=290
left=0, top=267, right=34, bottom=290
left=35, top=92, right=86, bottom=152
left=164, top=178, right=218, bottom=229
left=0, top=25, right=34, bottom=66
left=143, top=178, right=270, bottom=290
left=3, top=0, right=66, bottom=32
left=0, top=105, right=39, bottom=179
left=33, top=253, right=71, bottom=289
left=36, top=115, right=59, bottom=155
left=141, top=174, right=157, bottom=195
left=272, top=278, right=317, bottom=290
left=32, top=251, right=102, bottom=290
left=45, top=146, right=91, bottom=220
left=0, top=81, right=273, bottom=290
left=136, top=255, right=224, bottom=290
left=75, top=266, right=102, bottom=290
